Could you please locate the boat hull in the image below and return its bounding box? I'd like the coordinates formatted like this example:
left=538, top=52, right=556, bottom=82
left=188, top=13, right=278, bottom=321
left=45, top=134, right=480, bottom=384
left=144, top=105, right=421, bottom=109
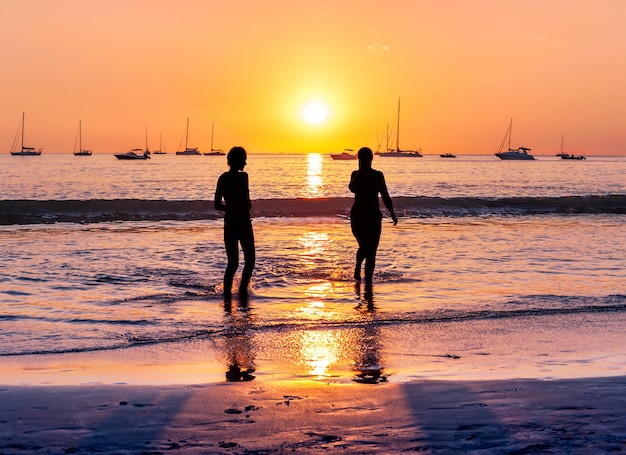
left=176, top=148, right=201, bottom=155
left=378, top=151, right=422, bottom=157
left=11, top=151, right=42, bottom=156
left=115, top=155, right=149, bottom=160
left=330, top=152, right=356, bottom=160
left=115, top=149, right=150, bottom=160
left=495, top=150, right=535, bottom=160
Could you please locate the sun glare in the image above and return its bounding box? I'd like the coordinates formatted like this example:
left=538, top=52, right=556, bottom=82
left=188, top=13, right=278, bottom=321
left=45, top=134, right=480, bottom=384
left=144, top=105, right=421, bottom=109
left=302, top=101, right=328, bottom=125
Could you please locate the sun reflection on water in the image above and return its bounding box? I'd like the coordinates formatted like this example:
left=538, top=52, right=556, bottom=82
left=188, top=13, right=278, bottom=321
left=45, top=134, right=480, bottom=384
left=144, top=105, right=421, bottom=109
left=304, top=153, right=324, bottom=198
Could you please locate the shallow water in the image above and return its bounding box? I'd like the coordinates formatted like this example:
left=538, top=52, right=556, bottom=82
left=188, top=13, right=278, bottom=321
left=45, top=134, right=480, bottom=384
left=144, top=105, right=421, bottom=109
left=1, top=153, right=625, bottom=382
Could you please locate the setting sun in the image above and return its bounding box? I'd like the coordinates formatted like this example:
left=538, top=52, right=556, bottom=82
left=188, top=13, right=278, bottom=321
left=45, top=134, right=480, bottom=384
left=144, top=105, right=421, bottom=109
left=301, top=101, right=329, bottom=125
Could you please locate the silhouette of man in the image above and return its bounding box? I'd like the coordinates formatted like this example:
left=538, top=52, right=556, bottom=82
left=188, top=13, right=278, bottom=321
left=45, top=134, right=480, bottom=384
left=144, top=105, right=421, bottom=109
left=214, top=146, right=255, bottom=299
left=349, top=147, right=397, bottom=282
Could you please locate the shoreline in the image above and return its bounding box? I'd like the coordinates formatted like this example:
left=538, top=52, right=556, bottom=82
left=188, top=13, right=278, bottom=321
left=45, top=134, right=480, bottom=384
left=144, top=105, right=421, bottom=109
left=3, top=311, right=626, bottom=387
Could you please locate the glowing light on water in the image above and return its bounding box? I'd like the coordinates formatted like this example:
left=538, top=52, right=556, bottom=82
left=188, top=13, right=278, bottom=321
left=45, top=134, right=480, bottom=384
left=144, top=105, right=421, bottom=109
left=304, top=153, right=324, bottom=198
left=299, top=330, right=341, bottom=377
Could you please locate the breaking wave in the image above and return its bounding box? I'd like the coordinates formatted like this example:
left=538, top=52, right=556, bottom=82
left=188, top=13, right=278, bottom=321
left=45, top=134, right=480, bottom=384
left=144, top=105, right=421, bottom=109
left=1, top=195, right=626, bottom=225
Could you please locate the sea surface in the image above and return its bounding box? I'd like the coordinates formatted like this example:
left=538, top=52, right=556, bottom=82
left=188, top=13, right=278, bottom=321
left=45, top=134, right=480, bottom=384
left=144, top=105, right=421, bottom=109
left=1, top=153, right=625, bottom=382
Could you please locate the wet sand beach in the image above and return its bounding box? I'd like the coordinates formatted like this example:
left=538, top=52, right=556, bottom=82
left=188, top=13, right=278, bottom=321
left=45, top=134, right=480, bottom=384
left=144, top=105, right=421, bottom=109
left=2, top=376, right=625, bottom=454
left=2, top=311, right=626, bottom=454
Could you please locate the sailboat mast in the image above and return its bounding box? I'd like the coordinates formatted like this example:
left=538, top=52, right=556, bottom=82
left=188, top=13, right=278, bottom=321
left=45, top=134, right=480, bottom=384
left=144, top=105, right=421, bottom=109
left=21, top=112, right=25, bottom=150
left=185, top=117, right=189, bottom=150
left=386, top=122, right=390, bottom=152
left=396, top=98, right=400, bottom=153
left=211, top=122, right=215, bottom=150
left=79, top=120, right=82, bottom=151
left=508, top=118, right=512, bottom=150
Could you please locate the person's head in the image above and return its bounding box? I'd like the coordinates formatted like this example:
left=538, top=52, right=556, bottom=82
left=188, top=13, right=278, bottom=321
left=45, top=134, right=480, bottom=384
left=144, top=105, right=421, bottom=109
left=357, top=147, right=373, bottom=168
left=227, top=146, right=247, bottom=170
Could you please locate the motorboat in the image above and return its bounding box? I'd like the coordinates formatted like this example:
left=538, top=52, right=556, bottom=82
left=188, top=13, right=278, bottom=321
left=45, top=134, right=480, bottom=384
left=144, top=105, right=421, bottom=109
left=494, top=118, right=535, bottom=160
left=559, top=153, right=586, bottom=160
left=495, top=147, right=534, bottom=160
left=115, top=149, right=150, bottom=160
left=440, top=153, right=457, bottom=158
left=555, top=134, right=585, bottom=160
left=330, top=151, right=356, bottom=160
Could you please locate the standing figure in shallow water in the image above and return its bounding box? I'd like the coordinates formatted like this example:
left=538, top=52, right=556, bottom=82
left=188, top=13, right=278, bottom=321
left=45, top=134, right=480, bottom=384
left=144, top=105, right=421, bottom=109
left=214, top=146, right=255, bottom=299
left=349, top=147, right=398, bottom=283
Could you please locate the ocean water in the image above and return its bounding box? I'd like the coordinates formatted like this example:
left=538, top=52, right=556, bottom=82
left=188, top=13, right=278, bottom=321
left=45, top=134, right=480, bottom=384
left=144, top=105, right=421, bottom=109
left=1, top=153, right=625, bottom=381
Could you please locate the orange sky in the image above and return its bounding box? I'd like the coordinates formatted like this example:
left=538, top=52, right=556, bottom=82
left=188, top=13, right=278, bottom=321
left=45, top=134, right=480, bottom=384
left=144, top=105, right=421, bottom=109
left=1, top=0, right=625, bottom=155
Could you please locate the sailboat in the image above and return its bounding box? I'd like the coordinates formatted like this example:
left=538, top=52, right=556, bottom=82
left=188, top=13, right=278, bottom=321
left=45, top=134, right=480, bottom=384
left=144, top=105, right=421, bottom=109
left=73, top=121, right=92, bottom=156
left=494, top=118, right=535, bottom=160
left=377, top=98, right=422, bottom=157
left=204, top=123, right=224, bottom=156
left=153, top=133, right=166, bottom=154
left=556, top=134, right=585, bottom=160
left=176, top=118, right=201, bottom=155
left=10, top=113, right=42, bottom=156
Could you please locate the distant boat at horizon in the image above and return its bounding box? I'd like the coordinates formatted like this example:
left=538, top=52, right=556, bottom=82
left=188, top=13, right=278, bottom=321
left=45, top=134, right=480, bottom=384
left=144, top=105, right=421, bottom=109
left=10, top=112, right=42, bottom=156
left=176, top=118, right=201, bottom=155
left=440, top=153, right=457, bottom=158
left=114, top=149, right=151, bottom=160
left=330, top=149, right=356, bottom=160
left=204, top=123, right=224, bottom=156
left=556, top=134, right=585, bottom=160
left=73, top=120, right=92, bottom=156
left=377, top=98, right=423, bottom=158
left=153, top=133, right=166, bottom=154
left=115, top=128, right=151, bottom=159
left=494, top=118, right=535, bottom=160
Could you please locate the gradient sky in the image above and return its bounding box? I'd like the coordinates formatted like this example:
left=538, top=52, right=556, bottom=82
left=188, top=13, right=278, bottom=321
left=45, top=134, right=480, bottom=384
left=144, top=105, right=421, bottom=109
left=2, top=0, right=625, bottom=155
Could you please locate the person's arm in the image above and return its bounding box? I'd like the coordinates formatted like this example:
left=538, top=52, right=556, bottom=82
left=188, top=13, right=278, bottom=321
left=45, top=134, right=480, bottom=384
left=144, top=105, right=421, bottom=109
left=379, top=173, right=398, bottom=225
left=214, top=175, right=227, bottom=212
left=243, top=173, right=252, bottom=212
left=348, top=170, right=359, bottom=193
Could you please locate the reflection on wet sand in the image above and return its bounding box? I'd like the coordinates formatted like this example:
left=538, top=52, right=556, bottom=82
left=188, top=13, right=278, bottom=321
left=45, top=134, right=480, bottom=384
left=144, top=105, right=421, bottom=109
left=222, top=298, right=256, bottom=382
left=353, top=283, right=387, bottom=384
left=297, top=281, right=341, bottom=377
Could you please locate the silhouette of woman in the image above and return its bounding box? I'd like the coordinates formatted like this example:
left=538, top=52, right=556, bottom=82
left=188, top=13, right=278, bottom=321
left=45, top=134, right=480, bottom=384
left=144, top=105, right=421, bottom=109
left=214, top=146, right=255, bottom=299
left=349, top=147, right=397, bottom=282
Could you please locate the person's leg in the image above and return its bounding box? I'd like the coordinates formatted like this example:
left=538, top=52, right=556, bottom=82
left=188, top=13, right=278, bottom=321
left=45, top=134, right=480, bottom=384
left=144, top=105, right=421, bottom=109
left=239, top=223, right=255, bottom=295
left=363, top=219, right=381, bottom=283
left=223, top=224, right=239, bottom=299
left=351, top=218, right=365, bottom=280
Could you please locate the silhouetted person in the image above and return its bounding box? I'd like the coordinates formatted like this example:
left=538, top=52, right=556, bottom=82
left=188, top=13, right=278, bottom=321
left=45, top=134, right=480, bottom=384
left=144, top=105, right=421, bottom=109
left=349, top=147, right=397, bottom=282
left=214, top=146, right=255, bottom=300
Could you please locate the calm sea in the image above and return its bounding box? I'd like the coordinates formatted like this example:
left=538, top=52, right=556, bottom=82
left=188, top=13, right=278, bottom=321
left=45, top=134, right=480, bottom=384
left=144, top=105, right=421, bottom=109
left=1, top=153, right=625, bottom=380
